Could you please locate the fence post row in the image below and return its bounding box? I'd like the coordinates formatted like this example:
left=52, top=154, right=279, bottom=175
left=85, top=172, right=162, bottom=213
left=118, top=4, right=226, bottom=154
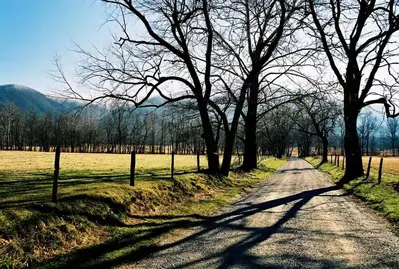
left=130, top=151, right=136, bottom=186
left=378, top=158, right=383, bottom=184
left=366, top=157, right=372, bottom=179
left=171, top=151, right=175, bottom=180
left=52, top=146, right=61, bottom=203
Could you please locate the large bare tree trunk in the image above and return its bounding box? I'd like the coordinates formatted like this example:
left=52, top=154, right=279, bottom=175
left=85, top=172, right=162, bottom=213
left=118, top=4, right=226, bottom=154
left=220, top=83, right=248, bottom=176
left=341, top=92, right=363, bottom=184
left=242, top=76, right=259, bottom=171
left=221, top=132, right=234, bottom=176
left=198, top=101, right=220, bottom=174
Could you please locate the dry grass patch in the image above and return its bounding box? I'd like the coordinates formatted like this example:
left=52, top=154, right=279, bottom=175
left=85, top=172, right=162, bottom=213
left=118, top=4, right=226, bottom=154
left=361, top=156, right=399, bottom=177
left=0, top=151, right=212, bottom=176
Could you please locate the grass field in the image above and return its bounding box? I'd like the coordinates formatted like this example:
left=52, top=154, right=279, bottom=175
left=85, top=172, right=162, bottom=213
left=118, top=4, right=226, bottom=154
left=325, top=155, right=399, bottom=183
left=361, top=156, right=399, bottom=177
left=0, top=151, right=286, bottom=268
left=0, top=150, right=213, bottom=176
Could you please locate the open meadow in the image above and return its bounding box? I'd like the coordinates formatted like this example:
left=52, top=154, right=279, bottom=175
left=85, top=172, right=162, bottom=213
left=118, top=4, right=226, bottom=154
left=0, top=150, right=212, bottom=176
left=0, top=151, right=213, bottom=209
left=361, top=156, right=399, bottom=178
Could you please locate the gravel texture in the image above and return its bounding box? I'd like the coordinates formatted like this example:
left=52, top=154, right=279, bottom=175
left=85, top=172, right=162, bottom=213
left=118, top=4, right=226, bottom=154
left=126, top=158, right=399, bottom=269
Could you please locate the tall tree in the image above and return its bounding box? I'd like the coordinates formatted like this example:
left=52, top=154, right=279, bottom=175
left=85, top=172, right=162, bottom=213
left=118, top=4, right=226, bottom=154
left=55, top=0, right=221, bottom=173
left=308, top=0, right=399, bottom=183
left=212, top=0, right=313, bottom=172
left=358, top=112, right=378, bottom=156
left=259, top=104, right=297, bottom=158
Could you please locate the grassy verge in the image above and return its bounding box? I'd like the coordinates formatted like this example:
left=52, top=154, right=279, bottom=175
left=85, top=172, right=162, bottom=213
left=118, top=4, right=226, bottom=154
left=305, top=157, right=399, bottom=230
left=1, top=157, right=286, bottom=269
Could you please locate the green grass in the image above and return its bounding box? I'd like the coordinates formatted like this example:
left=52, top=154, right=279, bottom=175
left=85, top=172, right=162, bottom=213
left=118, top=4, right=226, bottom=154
left=305, top=157, right=399, bottom=230
left=0, top=157, right=286, bottom=269
left=0, top=152, right=237, bottom=209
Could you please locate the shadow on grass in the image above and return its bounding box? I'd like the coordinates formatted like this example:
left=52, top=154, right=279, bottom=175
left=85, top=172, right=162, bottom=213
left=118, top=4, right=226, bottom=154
left=0, top=168, right=204, bottom=209
left=37, top=185, right=342, bottom=269
left=31, top=198, right=129, bottom=228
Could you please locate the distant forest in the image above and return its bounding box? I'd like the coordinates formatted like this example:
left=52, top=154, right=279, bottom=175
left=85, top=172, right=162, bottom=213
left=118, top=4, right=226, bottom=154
left=1, top=99, right=398, bottom=158
left=0, top=100, right=300, bottom=157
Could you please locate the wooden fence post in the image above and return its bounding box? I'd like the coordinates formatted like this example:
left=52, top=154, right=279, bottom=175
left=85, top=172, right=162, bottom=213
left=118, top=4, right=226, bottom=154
left=171, top=151, right=175, bottom=180
left=330, top=155, right=333, bottom=164
left=366, top=157, right=372, bottom=179
left=130, top=151, right=136, bottom=186
left=378, top=158, right=383, bottom=184
left=197, top=151, right=200, bottom=172
left=342, top=156, right=345, bottom=170
left=52, top=146, right=61, bottom=203
left=337, top=155, right=340, bottom=167
left=334, top=155, right=337, bottom=165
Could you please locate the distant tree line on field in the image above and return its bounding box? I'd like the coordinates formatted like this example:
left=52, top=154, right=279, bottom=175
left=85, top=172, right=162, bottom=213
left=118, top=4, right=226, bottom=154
left=0, top=101, right=298, bottom=157
left=0, top=102, right=201, bottom=154
left=2, top=97, right=397, bottom=162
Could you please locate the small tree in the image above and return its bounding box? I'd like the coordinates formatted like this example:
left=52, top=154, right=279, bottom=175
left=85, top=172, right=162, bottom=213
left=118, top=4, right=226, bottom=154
left=385, top=118, right=399, bottom=156
left=295, top=95, right=341, bottom=165
left=357, top=112, right=378, bottom=156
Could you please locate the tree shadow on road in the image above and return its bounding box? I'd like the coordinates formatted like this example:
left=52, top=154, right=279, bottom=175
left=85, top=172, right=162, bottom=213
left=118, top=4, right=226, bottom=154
left=276, top=167, right=315, bottom=173
left=37, top=185, right=363, bottom=269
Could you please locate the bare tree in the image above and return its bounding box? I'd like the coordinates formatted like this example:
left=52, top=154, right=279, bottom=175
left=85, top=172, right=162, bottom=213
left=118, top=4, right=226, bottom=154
left=53, top=0, right=222, bottom=173
left=295, top=119, right=313, bottom=157
left=308, top=0, right=399, bottom=182
left=358, top=112, right=378, bottom=156
left=259, top=104, right=297, bottom=158
left=295, top=95, right=341, bottom=165
left=211, top=0, right=315, bottom=172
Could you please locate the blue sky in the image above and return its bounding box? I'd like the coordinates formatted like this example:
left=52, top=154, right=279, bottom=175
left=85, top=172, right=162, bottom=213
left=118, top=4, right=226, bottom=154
left=0, top=0, right=111, bottom=94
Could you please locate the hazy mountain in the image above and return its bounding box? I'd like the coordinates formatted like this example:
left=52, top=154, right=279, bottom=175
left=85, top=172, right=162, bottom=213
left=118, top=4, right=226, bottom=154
left=0, top=84, right=171, bottom=116
left=0, top=84, right=75, bottom=114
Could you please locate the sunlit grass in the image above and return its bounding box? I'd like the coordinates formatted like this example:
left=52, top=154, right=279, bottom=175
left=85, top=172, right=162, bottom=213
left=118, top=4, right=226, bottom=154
left=361, top=156, right=399, bottom=176
left=0, top=151, right=223, bottom=209
left=0, top=151, right=214, bottom=177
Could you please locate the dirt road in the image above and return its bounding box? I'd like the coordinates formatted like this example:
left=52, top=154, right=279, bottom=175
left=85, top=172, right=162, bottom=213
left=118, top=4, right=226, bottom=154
left=129, top=158, right=399, bottom=268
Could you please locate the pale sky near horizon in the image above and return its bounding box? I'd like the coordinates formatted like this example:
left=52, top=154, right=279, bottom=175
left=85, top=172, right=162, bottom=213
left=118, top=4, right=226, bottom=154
left=0, top=0, right=112, bottom=94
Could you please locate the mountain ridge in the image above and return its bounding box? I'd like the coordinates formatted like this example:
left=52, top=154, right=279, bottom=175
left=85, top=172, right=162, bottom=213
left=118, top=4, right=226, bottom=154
left=0, top=84, right=72, bottom=114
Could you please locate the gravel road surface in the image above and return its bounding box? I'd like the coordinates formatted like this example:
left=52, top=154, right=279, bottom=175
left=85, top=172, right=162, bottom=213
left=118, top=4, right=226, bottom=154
left=127, top=158, right=399, bottom=268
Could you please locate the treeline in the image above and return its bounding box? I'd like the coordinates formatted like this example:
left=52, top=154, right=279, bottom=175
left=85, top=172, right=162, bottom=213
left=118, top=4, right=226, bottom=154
left=0, top=102, right=200, bottom=154
left=2, top=97, right=396, bottom=164
left=295, top=105, right=399, bottom=159
left=0, top=100, right=300, bottom=158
